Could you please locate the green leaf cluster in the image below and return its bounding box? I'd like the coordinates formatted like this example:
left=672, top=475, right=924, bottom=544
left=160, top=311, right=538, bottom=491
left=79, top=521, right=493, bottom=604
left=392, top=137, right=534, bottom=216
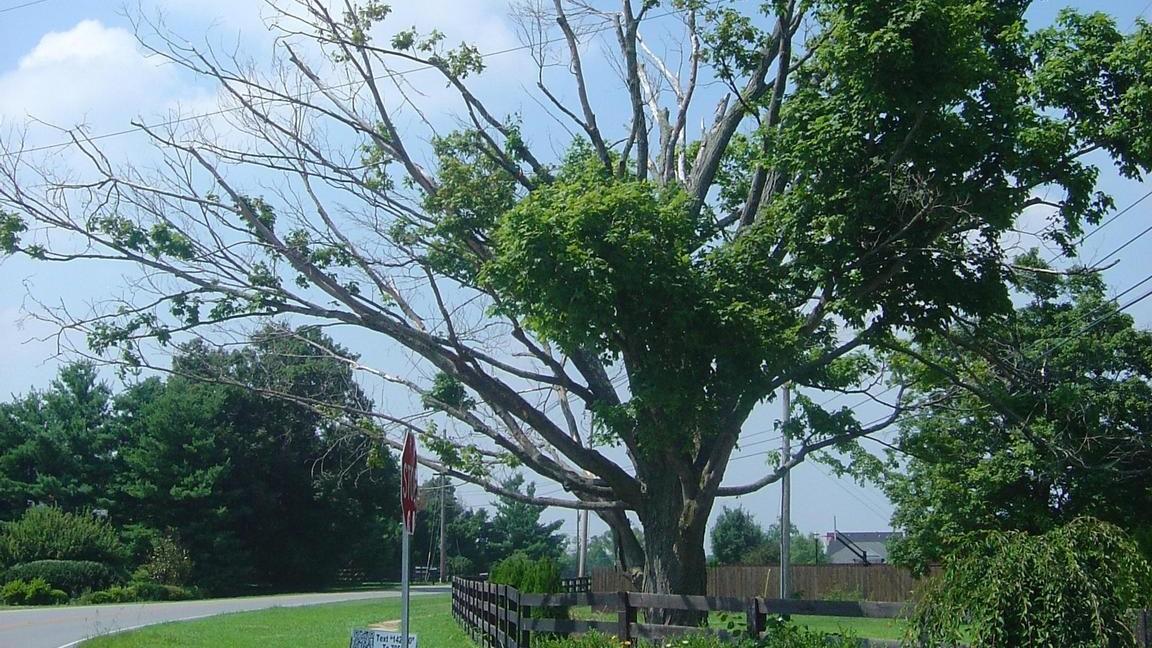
left=0, top=211, right=26, bottom=254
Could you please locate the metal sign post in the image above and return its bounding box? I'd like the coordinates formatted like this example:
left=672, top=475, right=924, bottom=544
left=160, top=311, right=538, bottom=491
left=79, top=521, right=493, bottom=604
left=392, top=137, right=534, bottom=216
left=400, top=433, right=418, bottom=647
left=349, top=435, right=419, bottom=648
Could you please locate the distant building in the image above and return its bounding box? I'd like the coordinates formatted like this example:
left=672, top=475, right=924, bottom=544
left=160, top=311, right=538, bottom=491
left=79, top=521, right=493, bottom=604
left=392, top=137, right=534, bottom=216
left=824, top=531, right=899, bottom=564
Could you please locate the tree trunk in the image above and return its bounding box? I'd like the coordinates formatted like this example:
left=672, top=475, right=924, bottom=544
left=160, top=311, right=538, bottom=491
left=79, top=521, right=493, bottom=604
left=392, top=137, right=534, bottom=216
left=637, top=471, right=711, bottom=626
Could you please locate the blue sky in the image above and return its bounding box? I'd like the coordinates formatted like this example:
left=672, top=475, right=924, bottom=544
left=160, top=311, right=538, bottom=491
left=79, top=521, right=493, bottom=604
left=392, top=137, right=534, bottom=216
left=0, top=0, right=1149, bottom=548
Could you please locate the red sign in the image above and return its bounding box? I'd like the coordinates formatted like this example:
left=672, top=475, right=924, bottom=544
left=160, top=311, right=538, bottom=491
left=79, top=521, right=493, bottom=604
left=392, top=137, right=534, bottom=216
left=401, top=433, right=418, bottom=534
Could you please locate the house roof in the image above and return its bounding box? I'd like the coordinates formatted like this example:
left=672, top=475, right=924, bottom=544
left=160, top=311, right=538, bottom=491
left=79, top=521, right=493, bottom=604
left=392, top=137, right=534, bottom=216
left=826, top=531, right=899, bottom=543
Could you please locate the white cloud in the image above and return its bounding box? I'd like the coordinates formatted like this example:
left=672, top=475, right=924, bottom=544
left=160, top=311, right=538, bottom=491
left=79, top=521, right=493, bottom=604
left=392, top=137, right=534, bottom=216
left=0, top=20, right=195, bottom=127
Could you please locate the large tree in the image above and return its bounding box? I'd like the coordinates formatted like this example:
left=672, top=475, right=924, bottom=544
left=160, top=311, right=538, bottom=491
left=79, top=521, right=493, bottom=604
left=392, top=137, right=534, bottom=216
left=710, top=506, right=765, bottom=565
left=742, top=522, right=826, bottom=566
left=0, top=363, right=121, bottom=518
left=114, top=326, right=397, bottom=591
left=884, top=268, right=1152, bottom=574
left=488, top=474, right=567, bottom=562
left=2, top=0, right=1151, bottom=607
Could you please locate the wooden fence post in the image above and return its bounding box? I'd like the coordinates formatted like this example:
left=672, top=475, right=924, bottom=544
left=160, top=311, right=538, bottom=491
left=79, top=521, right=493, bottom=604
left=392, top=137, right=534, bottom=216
left=746, top=596, right=766, bottom=639
left=1137, top=609, right=1150, bottom=648
left=518, top=587, right=532, bottom=647
left=486, top=581, right=495, bottom=647
left=497, top=581, right=506, bottom=645
left=616, top=591, right=635, bottom=643
left=480, top=581, right=488, bottom=647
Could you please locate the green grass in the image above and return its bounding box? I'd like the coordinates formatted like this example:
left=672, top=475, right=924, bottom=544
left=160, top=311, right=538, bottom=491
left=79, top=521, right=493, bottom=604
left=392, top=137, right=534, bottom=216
left=77, top=595, right=906, bottom=647
left=788, top=614, right=905, bottom=641
left=81, top=594, right=468, bottom=647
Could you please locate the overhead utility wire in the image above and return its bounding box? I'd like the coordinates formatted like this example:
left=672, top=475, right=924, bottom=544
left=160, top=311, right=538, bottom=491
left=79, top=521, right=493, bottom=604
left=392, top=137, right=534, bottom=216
left=0, top=0, right=50, bottom=14
left=810, top=463, right=889, bottom=519
left=1045, top=188, right=1152, bottom=264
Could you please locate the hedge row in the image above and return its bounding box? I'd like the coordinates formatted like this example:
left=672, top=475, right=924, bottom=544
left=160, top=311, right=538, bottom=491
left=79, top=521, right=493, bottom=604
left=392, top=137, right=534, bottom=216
left=3, top=560, right=121, bottom=597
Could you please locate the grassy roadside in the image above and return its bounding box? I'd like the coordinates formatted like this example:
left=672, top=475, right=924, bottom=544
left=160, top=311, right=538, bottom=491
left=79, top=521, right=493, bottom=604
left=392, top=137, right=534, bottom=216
left=80, top=594, right=467, bottom=647
left=78, top=594, right=906, bottom=647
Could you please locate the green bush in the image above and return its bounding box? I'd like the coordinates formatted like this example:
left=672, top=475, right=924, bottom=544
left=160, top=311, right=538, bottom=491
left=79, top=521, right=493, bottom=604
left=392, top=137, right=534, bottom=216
left=77, top=581, right=200, bottom=605
left=490, top=553, right=567, bottom=620
left=130, top=581, right=198, bottom=601
left=163, top=584, right=198, bottom=601
left=1, top=578, right=68, bottom=606
left=523, top=555, right=562, bottom=594
left=0, top=507, right=126, bottom=566
left=1, top=579, right=32, bottom=605
left=3, top=560, right=121, bottom=597
left=82, top=585, right=138, bottom=604
left=447, top=555, right=476, bottom=578
left=910, top=517, right=1152, bottom=647
left=489, top=553, right=533, bottom=589
left=490, top=553, right=562, bottom=593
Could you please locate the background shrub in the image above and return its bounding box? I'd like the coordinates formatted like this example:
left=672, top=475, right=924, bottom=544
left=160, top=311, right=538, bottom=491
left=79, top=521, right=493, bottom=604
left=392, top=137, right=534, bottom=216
left=0, top=507, right=126, bottom=566
left=3, top=560, right=120, bottom=597
left=130, top=581, right=198, bottom=601
left=489, top=553, right=533, bottom=589
left=490, top=554, right=567, bottom=620
left=522, top=555, right=561, bottom=594
left=910, top=517, right=1152, bottom=647
left=1, top=579, right=28, bottom=605
left=489, top=553, right=562, bottom=593
left=1, top=578, right=67, bottom=606
left=447, top=555, right=475, bottom=579
left=82, top=585, right=138, bottom=604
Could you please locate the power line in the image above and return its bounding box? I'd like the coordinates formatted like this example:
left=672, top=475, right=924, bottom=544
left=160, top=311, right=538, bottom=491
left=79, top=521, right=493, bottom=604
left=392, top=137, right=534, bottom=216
left=738, top=434, right=782, bottom=450
left=0, top=0, right=50, bottom=14
left=730, top=388, right=901, bottom=464
left=732, top=200, right=1152, bottom=486
left=810, top=463, right=890, bottom=520
left=1046, top=272, right=1152, bottom=354
left=1093, top=214, right=1152, bottom=266
left=1046, top=187, right=1152, bottom=264
left=1032, top=198, right=1152, bottom=355
left=1133, top=1, right=1152, bottom=27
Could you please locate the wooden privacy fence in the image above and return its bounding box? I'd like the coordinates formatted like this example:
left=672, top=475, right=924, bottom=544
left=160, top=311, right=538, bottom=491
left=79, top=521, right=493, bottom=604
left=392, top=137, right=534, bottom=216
left=452, top=576, right=906, bottom=647
left=594, top=565, right=927, bottom=602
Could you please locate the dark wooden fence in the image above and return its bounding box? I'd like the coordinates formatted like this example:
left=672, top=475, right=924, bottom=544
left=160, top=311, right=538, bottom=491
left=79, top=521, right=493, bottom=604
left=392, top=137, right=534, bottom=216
left=593, top=565, right=928, bottom=602
left=452, top=576, right=906, bottom=647
left=457, top=577, right=1152, bottom=647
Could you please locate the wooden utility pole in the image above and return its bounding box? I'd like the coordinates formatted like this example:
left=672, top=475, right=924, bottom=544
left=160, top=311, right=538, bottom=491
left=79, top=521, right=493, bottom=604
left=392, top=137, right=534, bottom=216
left=578, top=509, right=589, bottom=577
left=780, top=384, right=792, bottom=600
left=439, top=472, right=447, bottom=582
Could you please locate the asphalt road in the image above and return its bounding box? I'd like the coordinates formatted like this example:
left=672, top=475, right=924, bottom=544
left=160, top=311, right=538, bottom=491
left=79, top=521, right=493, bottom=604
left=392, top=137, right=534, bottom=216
left=0, top=587, right=449, bottom=648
